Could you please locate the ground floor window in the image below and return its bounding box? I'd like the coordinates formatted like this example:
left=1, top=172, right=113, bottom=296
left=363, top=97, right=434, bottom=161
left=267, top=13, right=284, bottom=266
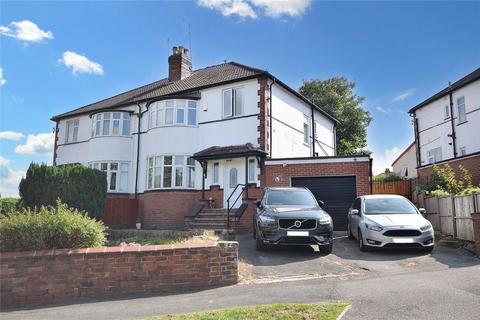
left=89, top=161, right=129, bottom=192
left=147, top=155, right=195, bottom=189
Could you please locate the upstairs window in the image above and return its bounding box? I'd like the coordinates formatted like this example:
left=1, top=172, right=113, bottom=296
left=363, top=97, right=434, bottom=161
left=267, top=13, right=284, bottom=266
left=147, top=155, right=195, bottom=189
left=427, top=147, right=442, bottom=164
left=92, top=112, right=131, bottom=137
left=223, top=87, right=244, bottom=118
left=303, top=115, right=310, bottom=145
left=457, top=97, right=466, bottom=123
left=65, top=119, right=79, bottom=143
left=444, top=105, right=450, bottom=119
left=149, top=100, right=197, bottom=128
left=89, top=161, right=129, bottom=192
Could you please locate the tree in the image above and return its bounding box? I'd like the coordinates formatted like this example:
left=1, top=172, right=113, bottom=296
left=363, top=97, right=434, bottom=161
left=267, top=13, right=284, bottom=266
left=299, top=77, right=372, bottom=155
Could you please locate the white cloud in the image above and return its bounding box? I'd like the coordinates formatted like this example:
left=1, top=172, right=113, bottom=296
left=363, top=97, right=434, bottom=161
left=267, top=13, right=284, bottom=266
left=0, top=20, right=53, bottom=43
left=371, top=147, right=403, bottom=175
left=0, top=67, right=6, bottom=86
left=0, top=131, right=25, bottom=141
left=251, top=0, right=311, bottom=17
left=198, top=0, right=257, bottom=18
left=59, top=51, right=104, bottom=75
left=14, top=132, right=54, bottom=156
left=392, top=88, right=416, bottom=102
left=0, top=157, right=24, bottom=198
left=375, top=106, right=406, bottom=115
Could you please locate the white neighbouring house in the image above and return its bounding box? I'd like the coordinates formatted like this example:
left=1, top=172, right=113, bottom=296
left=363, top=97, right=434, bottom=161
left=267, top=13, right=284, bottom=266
left=391, top=142, right=417, bottom=179
left=52, top=46, right=371, bottom=231
left=408, top=67, right=480, bottom=185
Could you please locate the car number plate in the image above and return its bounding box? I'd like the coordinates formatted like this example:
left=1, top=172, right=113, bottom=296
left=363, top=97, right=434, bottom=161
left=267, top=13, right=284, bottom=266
left=392, top=238, right=414, bottom=243
left=287, top=231, right=309, bottom=237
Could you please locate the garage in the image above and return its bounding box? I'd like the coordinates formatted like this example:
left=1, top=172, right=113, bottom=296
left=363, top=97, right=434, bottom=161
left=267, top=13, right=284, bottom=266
left=292, top=176, right=356, bottom=231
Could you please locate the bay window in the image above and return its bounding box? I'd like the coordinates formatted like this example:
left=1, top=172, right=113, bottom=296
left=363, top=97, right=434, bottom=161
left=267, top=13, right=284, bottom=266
left=89, top=161, right=129, bottom=192
left=92, top=112, right=131, bottom=137
left=65, top=119, right=79, bottom=143
left=149, top=100, right=197, bottom=128
left=223, top=87, right=244, bottom=118
left=147, top=155, right=196, bottom=189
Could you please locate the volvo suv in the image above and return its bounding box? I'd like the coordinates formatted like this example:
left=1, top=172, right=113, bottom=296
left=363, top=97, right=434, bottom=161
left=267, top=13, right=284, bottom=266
left=347, top=195, right=434, bottom=252
left=253, top=187, right=334, bottom=254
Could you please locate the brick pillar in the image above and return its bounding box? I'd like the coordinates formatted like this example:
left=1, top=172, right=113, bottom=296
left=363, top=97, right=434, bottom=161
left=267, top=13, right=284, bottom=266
left=472, top=213, right=480, bottom=256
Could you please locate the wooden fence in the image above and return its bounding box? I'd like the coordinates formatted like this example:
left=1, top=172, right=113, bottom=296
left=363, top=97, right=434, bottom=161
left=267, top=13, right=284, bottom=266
left=372, top=180, right=411, bottom=198
left=102, top=197, right=138, bottom=227
left=413, top=191, right=480, bottom=241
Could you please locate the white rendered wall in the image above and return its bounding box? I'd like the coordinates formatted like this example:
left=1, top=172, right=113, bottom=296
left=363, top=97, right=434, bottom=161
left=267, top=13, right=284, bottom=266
left=392, top=144, right=418, bottom=179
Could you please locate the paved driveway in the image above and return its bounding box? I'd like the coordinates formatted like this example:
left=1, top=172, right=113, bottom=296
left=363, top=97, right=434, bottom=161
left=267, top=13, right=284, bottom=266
left=2, top=233, right=479, bottom=320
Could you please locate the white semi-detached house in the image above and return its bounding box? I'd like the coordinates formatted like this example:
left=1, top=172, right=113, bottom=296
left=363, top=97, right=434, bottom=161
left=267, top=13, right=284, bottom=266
left=52, top=46, right=371, bottom=231
left=408, top=67, right=480, bottom=185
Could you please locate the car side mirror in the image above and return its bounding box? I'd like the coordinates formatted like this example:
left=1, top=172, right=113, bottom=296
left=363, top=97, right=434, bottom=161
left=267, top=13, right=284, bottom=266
left=317, top=200, right=325, bottom=207
left=256, top=200, right=262, bottom=208
left=419, top=208, right=426, bottom=214
left=351, top=209, right=360, bottom=215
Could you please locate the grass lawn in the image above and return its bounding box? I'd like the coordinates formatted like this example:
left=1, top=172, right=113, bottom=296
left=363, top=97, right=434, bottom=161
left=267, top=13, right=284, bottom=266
left=142, top=303, right=350, bottom=320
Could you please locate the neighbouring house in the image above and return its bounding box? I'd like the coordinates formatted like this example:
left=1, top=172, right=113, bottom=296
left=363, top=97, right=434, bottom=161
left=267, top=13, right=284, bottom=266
left=52, top=46, right=371, bottom=231
left=391, top=142, right=417, bottom=179
left=408, top=67, right=480, bottom=185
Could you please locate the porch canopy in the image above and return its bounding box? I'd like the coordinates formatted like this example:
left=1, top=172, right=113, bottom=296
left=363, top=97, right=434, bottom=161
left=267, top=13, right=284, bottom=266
left=192, top=143, right=268, bottom=200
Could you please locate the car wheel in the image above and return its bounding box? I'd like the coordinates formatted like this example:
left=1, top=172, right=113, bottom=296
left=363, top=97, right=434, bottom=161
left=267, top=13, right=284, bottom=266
left=347, top=223, right=354, bottom=240
left=358, top=229, right=369, bottom=252
left=255, top=237, right=267, bottom=251
left=424, top=246, right=434, bottom=253
left=319, top=243, right=333, bottom=254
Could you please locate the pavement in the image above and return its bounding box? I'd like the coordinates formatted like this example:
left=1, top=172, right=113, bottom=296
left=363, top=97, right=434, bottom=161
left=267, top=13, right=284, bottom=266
left=2, top=232, right=480, bottom=320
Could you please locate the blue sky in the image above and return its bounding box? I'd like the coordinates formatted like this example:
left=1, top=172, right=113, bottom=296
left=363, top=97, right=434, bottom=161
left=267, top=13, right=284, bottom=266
left=1, top=0, right=479, bottom=196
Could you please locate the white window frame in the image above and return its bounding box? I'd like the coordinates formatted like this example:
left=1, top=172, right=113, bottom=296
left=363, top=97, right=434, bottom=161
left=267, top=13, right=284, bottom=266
left=303, top=115, right=310, bottom=145
left=89, top=161, right=129, bottom=192
left=444, top=105, right=450, bottom=119
left=427, top=147, right=442, bottom=164
left=457, top=96, right=467, bottom=123
left=149, top=100, right=197, bottom=129
left=65, top=119, right=79, bottom=143
left=146, top=155, right=195, bottom=190
left=92, top=112, right=131, bottom=137
left=222, top=87, right=244, bottom=118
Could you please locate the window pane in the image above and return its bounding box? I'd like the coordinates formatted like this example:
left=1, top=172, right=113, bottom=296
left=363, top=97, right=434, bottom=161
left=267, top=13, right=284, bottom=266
left=188, top=101, right=196, bottom=109
left=248, top=159, right=255, bottom=182
left=109, top=172, right=117, bottom=190
left=176, top=100, right=186, bottom=108
left=175, top=167, right=183, bottom=187
left=223, top=90, right=232, bottom=117
left=303, top=123, right=309, bottom=143
left=113, top=112, right=121, bottom=119
left=103, top=119, right=110, bottom=135
left=151, top=109, right=157, bottom=127
left=119, top=171, right=128, bottom=191
left=229, top=168, right=238, bottom=188
left=104, top=113, right=111, bottom=119
left=154, top=168, right=161, bottom=188
left=72, top=126, right=78, bottom=142
left=187, top=166, right=195, bottom=188
left=122, top=118, right=130, bottom=135
left=457, top=97, right=466, bottom=122
left=110, top=163, right=118, bottom=171
left=188, top=108, right=196, bottom=125
left=148, top=157, right=154, bottom=167
left=101, top=163, right=108, bottom=171
left=95, top=120, right=101, bottom=136
left=164, top=156, right=172, bottom=165
left=155, top=156, right=162, bottom=166
left=176, top=108, right=185, bottom=124
left=148, top=168, right=153, bottom=189
left=175, top=156, right=185, bottom=165
left=187, top=157, right=195, bottom=166
left=234, top=88, right=243, bottom=115
left=213, top=162, right=219, bottom=184
left=113, top=120, right=120, bottom=134
left=93, top=163, right=99, bottom=170
left=163, top=167, right=172, bottom=187
left=165, top=108, right=174, bottom=124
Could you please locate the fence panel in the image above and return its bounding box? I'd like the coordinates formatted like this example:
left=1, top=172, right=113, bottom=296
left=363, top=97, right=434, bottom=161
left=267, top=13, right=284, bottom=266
left=438, top=196, right=454, bottom=236
left=372, top=180, right=411, bottom=198
left=424, top=196, right=440, bottom=231
left=102, top=197, right=138, bottom=227
left=454, top=195, right=475, bottom=241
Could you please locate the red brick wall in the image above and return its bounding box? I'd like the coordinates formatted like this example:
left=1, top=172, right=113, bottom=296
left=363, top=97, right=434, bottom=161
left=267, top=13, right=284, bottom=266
left=0, top=242, right=238, bottom=308
left=418, top=154, right=480, bottom=186
left=204, top=185, right=224, bottom=208
left=263, top=161, right=371, bottom=197
left=138, top=191, right=201, bottom=229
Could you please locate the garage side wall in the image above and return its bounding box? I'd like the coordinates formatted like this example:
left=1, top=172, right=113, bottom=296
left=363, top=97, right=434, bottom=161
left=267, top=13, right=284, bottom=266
left=263, top=158, right=371, bottom=196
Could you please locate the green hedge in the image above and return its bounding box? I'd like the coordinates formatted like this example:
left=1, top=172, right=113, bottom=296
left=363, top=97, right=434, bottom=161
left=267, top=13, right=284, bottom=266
left=0, top=197, right=22, bottom=216
left=19, top=163, right=107, bottom=219
left=0, top=201, right=106, bottom=252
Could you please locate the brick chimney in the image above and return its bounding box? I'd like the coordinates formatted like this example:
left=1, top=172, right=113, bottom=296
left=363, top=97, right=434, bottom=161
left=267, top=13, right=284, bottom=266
left=168, top=46, right=192, bottom=81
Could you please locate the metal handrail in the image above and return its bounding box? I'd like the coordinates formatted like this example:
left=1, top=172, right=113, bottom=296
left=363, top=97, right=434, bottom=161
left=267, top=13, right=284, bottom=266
left=226, top=183, right=246, bottom=232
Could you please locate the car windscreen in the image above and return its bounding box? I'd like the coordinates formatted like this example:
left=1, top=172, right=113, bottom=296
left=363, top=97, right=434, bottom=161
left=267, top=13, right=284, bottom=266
left=364, top=198, right=417, bottom=215
left=265, top=189, right=318, bottom=207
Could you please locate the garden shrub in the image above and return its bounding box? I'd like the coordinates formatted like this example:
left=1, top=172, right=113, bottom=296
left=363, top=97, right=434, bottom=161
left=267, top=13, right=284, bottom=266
left=0, top=197, right=22, bottom=216
left=0, top=200, right=106, bottom=252
left=19, top=163, right=107, bottom=219
left=418, top=164, right=476, bottom=195
left=372, top=172, right=403, bottom=183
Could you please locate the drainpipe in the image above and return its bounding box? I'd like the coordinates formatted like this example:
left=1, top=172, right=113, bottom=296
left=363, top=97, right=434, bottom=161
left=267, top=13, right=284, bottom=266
left=269, top=78, right=275, bottom=158
left=448, top=82, right=457, bottom=158
left=134, top=102, right=151, bottom=199
left=311, top=106, right=316, bottom=156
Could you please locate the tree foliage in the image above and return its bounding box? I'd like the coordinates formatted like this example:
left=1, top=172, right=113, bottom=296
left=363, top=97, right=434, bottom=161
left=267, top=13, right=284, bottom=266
left=19, top=163, right=107, bottom=219
left=299, top=77, right=372, bottom=155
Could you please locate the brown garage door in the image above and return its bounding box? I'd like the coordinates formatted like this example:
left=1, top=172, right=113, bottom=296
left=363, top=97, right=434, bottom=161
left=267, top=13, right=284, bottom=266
left=291, top=176, right=356, bottom=231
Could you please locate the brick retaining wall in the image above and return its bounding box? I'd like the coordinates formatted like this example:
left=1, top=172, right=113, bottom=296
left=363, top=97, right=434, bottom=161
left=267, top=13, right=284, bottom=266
left=0, top=241, right=238, bottom=308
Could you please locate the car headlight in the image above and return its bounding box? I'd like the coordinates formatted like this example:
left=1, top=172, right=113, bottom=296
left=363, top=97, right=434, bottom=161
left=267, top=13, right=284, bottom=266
left=365, top=223, right=383, bottom=232
left=318, top=215, right=332, bottom=225
left=258, top=215, right=276, bottom=226
left=420, top=223, right=432, bottom=232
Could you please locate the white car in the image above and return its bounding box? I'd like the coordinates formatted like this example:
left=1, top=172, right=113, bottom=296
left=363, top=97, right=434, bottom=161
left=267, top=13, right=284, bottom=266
left=347, top=195, right=434, bottom=252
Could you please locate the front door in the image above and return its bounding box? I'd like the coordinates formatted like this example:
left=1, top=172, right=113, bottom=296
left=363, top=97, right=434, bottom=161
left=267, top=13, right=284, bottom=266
left=224, top=160, right=243, bottom=208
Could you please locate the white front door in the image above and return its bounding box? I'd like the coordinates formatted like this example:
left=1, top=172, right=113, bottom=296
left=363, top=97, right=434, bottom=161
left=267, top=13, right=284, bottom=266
left=224, top=160, right=243, bottom=208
